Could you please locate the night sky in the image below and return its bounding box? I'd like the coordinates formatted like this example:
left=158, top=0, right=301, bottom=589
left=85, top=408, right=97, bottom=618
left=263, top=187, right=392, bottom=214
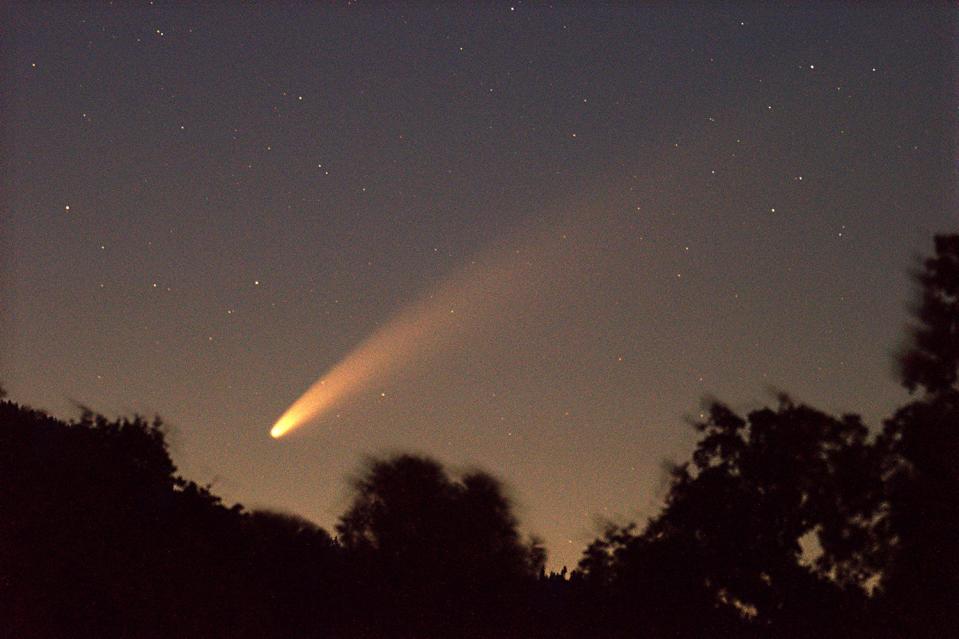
left=3, top=3, right=956, bottom=570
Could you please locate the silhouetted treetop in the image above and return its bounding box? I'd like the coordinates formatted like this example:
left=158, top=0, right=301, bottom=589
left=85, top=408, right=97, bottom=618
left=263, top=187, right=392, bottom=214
left=577, top=396, right=878, bottom=637
left=899, top=234, right=959, bottom=394
left=337, top=454, right=544, bottom=577
left=0, top=400, right=348, bottom=639
left=335, top=454, right=545, bottom=637
left=874, top=234, right=959, bottom=637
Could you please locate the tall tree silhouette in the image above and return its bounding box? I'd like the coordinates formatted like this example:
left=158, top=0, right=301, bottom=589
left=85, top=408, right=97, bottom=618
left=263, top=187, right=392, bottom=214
left=874, top=234, right=959, bottom=637
left=336, top=454, right=544, bottom=638
left=899, top=234, right=959, bottom=393
left=578, top=398, right=877, bottom=638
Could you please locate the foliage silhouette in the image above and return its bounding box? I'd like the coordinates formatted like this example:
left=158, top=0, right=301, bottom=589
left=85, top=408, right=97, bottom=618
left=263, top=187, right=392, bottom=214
left=336, top=454, right=545, bottom=638
left=873, top=233, right=959, bottom=637
left=575, top=399, right=876, bottom=638
left=899, top=234, right=959, bottom=394
left=0, top=402, right=347, bottom=639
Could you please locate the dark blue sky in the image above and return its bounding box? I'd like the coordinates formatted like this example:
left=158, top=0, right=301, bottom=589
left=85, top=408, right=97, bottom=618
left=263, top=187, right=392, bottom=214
left=3, top=2, right=955, bottom=569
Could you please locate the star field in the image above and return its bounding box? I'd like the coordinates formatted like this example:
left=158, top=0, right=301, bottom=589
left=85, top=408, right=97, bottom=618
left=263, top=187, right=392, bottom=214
left=2, top=3, right=955, bottom=570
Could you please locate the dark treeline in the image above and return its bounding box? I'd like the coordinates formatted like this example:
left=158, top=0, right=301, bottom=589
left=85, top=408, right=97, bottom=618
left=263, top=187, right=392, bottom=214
left=2, top=235, right=957, bottom=639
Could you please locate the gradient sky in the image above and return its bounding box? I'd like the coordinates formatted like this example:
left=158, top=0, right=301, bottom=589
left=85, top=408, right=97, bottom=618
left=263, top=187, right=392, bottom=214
left=3, top=2, right=956, bottom=570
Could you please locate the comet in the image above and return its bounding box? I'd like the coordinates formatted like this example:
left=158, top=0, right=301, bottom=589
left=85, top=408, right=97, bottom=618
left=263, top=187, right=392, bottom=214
left=269, top=225, right=562, bottom=439
left=269, top=143, right=690, bottom=439
left=268, top=281, right=464, bottom=438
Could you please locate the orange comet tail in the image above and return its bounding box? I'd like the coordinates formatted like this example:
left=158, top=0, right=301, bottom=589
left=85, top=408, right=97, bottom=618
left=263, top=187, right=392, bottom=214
left=269, top=216, right=583, bottom=439
left=268, top=276, right=466, bottom=438
left=270, top=120, right=723, bottom=440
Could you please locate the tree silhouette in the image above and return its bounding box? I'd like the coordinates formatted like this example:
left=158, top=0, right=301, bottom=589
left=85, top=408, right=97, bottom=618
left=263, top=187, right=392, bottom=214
left=336, top=454, right=544, bottom=637
left=0, top=400, right=348, bottom=639
left=899, top=234, right=959, bottom=394
left=577, top=398, right=878, bottom=638
left=0, top=403, right=191, bottom=637
left=873, top=234, right=959, bottom=637
left=243, top=510, right=347, bottom=638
